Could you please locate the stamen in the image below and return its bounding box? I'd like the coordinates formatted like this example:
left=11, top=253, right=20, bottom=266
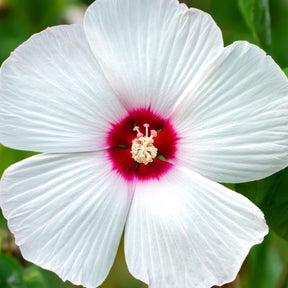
left=143, top=123, right=150, bottom=137
left=131, top=123, right=158, bottom=165
left=151, top=129, right=157, bottom=138
left=133, top=126, right=143, bottom=138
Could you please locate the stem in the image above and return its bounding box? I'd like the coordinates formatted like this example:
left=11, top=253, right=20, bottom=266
left=276, top=252, right=288, bottom=288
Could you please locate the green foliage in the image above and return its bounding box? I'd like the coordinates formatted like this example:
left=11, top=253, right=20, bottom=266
left=0, top=145, right=36, bottom=176
left=0, top=254, right=25, bottom=288
left=5, top=0, right=66, bottom=33
left=24, top=266, right=48, bottom=288
left=238, top=0, right=272, bottom=52
left=0, top=255, right=63, bottom=288
left=236, top=167, right=288, bottom=241
left=0, top=14, right=27, bottom=63
left=284, top=67, right=288, bottom=77
left=246, top=232, right=286, bottom=288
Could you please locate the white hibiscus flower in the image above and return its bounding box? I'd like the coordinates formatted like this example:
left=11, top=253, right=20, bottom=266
left=1, top=0, right=288, bottom=287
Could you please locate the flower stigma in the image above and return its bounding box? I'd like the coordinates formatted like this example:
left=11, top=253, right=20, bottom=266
left=131, top=123, right=158, bottom=165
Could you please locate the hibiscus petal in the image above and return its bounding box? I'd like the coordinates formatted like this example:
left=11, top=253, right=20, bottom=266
left=172, top=41, right=288, bottom=183
left=84, top=0, right=223, bottom=117
left=0, top=152, right=133, bottom=288
left=0, top=24, right=127, bottom=153
left=124, top=166, right=268, bottom=288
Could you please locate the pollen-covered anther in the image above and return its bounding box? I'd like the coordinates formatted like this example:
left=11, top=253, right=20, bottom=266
left=131, top=123, right=158, bottom=165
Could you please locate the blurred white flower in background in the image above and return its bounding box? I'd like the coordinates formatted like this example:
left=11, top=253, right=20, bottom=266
left=63, top=4, right=87, bottom=25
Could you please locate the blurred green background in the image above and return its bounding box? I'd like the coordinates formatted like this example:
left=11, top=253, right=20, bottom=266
left=0, top=0, right=288, bottom=287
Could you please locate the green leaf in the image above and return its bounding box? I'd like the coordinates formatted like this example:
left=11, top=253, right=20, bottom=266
left=283, top=67, right=288, bottom=77
left=246, top=233, right=283, bottom=288
left=0, top=254, right=25, bottom=288
left=238, top=0, right=254, bottom=31
left=0, top=14, right=28, bottom=64
left=24, top=265, right=47, bottom=288
left=117, top=144, right=130, bottom=148
left=157, top=154, right=167, bottom=162
left=235, top=167, right=288, bottom=240
left=238, top=0, right=272, bottom=52
left=40, top=269, right=73, bottom=288
left=0, top=145, right=36, bottom=177
left=5, top=0, right=66, bottom=33
left=25, top=266, right=82, bottom=288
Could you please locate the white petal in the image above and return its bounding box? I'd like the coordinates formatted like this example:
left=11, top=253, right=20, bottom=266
left=172, top=41, right=288, bottom=183
left=0, top=24, right=127, bottom=153
left=0, top=152, right=133, bottom=288
left=84, top=0, right=223, bottom=117
left=125, top=166, right=268, bottom=288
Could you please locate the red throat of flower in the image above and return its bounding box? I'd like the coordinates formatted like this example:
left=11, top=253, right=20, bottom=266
left=107, top=108, right=179, bottom=181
